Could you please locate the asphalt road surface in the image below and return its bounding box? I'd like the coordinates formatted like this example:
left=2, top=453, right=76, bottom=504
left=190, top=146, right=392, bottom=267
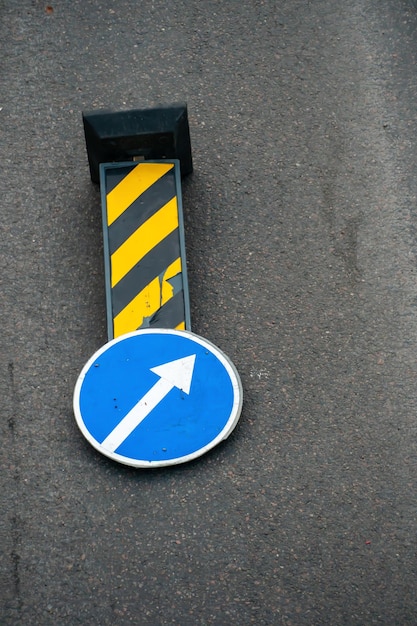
left=2, top=1, right=417, bottom=624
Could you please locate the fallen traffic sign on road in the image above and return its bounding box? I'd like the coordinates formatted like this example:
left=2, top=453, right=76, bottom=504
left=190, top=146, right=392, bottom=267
left=74, top=103, right=242, bottom=467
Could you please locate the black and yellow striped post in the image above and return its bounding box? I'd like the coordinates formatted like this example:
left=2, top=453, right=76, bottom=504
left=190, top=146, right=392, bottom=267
left=82, top=104, right=193, bottom=340
left=100, top=160, right=191, bottom=339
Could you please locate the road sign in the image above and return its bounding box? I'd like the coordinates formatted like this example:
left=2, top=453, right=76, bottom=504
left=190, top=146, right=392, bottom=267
left=78, top=104, right=243, bottom=468
left=73, top=329, right=243, bottom=468
left=100, top=160, right=191, bottom=340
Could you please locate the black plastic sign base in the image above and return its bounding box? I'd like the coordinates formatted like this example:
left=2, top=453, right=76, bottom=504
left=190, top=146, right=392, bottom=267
left=82, top=103, right=193, bottom=183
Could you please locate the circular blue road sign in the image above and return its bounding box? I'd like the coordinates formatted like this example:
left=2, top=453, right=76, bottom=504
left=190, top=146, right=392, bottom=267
left=73, top=329, right=243, bottom=467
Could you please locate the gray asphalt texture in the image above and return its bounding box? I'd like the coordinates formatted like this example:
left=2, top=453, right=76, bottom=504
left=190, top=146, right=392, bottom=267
left=2, top=1, right=417, bottom=624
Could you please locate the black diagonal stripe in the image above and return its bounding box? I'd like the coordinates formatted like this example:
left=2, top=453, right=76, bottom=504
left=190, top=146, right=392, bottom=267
left=105, top=165, right=135, bottom=194
left=147, top=290, right=185, bottom=329
left=108, top=169, right=176, bottom=255
left=112, top=229, right=180, bottom=317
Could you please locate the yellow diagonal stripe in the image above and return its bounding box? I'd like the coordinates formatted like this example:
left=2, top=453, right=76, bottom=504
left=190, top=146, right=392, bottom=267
left=107, top=162, right=174, bottom=226
left=111, top=197, right=179, bottom=287
left=113, top=256, right=183, bottom=337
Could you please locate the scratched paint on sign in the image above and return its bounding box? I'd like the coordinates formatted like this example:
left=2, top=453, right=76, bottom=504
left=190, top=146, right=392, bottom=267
left=113, top=258, right=183, bottom=335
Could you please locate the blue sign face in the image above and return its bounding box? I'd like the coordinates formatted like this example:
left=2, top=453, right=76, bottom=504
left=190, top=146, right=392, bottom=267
left=73, top=329, right=243, bottom=467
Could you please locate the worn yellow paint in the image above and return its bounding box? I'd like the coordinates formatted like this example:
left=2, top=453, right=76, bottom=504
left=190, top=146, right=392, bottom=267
left=113, top=276, right=161, bottom=338
left=112, top=256, right=183, bottom=338
left=161, top=257, right=182, bottom=304
left=110, top=197, right=179, bottom=287
left=106, top=162, right=174, bottom=226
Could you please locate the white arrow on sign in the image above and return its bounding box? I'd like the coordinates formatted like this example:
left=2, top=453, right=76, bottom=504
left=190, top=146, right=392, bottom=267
left=101, top=354, right=196, bottom=453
